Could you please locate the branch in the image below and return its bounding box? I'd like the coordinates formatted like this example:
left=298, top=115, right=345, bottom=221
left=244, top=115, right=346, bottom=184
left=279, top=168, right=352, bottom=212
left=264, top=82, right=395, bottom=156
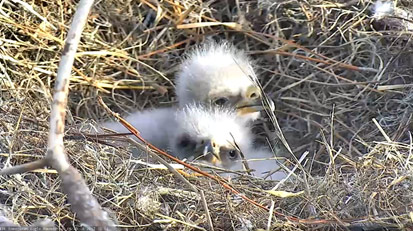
left=0, top=0, right=117, bottom=229
left=45, top=0, right=93, bottom=173
left=45, top=0, right=116, bottom=228
left=0, top=159, right=47, bottom=175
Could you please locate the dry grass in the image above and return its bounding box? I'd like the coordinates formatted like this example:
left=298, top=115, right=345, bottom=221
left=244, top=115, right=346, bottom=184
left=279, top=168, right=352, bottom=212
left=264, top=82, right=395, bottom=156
left=1, top=0, right=413, bottom=230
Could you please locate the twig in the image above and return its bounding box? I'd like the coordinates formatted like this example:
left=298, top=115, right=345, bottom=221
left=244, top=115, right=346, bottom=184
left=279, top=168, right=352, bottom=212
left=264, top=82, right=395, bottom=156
left=0, top=159, right=47, bottom=175
left=200, top=190, right=214, bottom=231
left=372, top=118, right=392, bottom=143
left=154, top=213, right=206, bottom=231
left=0, top=0, right=117, bottom=229
left=271, top=151, right=309, bottom=191
left=267, top=200, right=275, bottom=231
left=245, top=31, right=379, bottom=73
left=45, top=0, right=116, bottom=227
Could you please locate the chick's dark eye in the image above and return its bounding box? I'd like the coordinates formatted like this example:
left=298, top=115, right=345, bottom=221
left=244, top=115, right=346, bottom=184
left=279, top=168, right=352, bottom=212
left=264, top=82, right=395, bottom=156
left=178, top=134, right=193, bottom=148
left=228, top=149, right=238, bottom=159
left=214, top=97, right=229, bottom=106
left=179, top=138, right=189, bottom=147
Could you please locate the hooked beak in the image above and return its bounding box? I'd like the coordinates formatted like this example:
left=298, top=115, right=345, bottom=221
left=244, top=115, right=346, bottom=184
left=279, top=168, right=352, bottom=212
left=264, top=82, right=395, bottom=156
left=202, top=140, right=221, bottom=165
left=236, top=98, right=275, bottom=115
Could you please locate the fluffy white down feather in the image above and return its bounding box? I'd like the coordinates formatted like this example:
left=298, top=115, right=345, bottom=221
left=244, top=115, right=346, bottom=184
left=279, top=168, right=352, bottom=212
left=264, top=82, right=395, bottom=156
left=101, top=105, right=287, bottom=179
left=101, top=105, right=253, bottom=161
left=101, top=106, right=286, bottom=179
left=170, top=105, right=253, bottom=158
left=101, top=107, right=177, bottom=151
left=372, top=1, right=394, bottom=19
left=176, top=41, right=260, bottom=121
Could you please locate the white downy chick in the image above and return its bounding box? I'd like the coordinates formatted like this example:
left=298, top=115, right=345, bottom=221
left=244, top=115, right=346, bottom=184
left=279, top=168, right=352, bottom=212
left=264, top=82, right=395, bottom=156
left=101, top=104, right=253, bottom=169
left=176, top=41, right=273, bottom=123
left=170, top=104, right=253, bottom=168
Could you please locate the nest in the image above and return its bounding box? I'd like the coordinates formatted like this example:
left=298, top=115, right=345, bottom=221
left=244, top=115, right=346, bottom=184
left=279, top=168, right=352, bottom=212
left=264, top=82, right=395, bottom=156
left=0, top=0, right=412, bottom=230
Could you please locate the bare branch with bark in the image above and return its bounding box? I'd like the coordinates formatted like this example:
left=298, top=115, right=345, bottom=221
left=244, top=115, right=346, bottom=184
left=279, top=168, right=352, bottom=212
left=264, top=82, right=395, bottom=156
left=0, top=0, right=116, bottom=229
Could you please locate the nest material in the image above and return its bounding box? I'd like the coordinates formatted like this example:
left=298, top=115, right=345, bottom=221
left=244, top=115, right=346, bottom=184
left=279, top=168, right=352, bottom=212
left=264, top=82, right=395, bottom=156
left=0, top=0, right=412, bottom=230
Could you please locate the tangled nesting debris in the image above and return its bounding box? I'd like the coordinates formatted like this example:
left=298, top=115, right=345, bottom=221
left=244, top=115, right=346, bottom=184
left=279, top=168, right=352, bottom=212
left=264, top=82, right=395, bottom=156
left=0, top=0, right=412, bottom=230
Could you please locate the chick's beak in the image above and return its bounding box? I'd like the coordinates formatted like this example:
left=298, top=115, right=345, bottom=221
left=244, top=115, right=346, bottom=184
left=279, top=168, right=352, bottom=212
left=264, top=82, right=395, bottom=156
left=202, top=140, right=221, bottom=165
left=236, top=97, right=275, bottom=115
